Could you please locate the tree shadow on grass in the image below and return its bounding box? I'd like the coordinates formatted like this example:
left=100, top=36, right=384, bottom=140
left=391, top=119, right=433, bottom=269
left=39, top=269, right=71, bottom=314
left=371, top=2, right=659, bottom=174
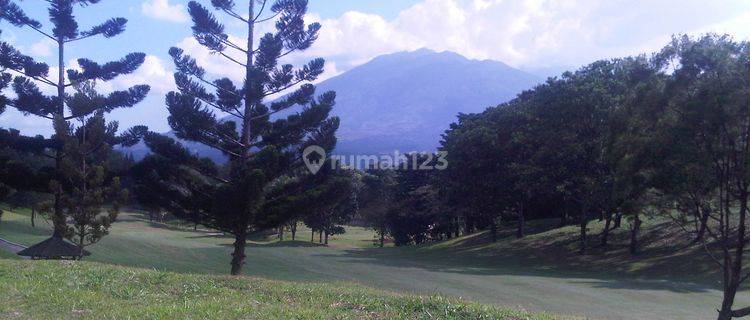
left=0, top=219, right=51, bottom=238
left=310, top=221, right=726, bottom=294
left=249, top=240, right=327, bottom=248
left=212, top=240, right=327, bottom=248
left=312, top=246, right=719, bottom=294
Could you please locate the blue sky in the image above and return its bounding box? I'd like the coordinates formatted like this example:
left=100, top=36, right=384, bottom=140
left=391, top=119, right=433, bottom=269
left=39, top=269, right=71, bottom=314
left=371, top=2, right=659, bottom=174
left=2, top=0, right=750, bottom=136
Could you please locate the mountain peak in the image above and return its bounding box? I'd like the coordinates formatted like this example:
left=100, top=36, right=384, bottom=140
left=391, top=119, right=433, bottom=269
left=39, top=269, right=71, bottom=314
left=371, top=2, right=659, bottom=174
left=128, top=50, right=542, bottom=162
left=317, top=48, right=542, bottom=155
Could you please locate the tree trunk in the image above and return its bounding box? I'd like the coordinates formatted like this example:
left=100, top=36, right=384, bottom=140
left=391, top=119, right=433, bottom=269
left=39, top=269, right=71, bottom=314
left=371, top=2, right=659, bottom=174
left=454, top=217, right=460, bottom=238
left=324, top=231, right=329, bottom=245
left=629, top=214, right=641, bottom=255
left=490, top=219, right=498, bottom=242
left=77, top=229, right=85, bottom=261
left=613, top=212, right=622, bottom=229
left=290, top=222, right=297, bottom=241
left=559, top=207, right=568, bottom=227
left=319, top=230, right=323, bottom=243
left=517, top=202, right=525, bottom=239
left=230, top=231, right=247, bottom=276
left=580, top=207, right=588, bottom=255
left=52, top=37, right=66, bottom=237
left=695, top=206, right=709, bottom=243
left=311, top=229, right=315, bottom=243
left=601, top=212, right=612, bottom=249
left=379, top=226, right=385, bottom=248
left=278, top=227, right=284, bottom=241
left=31, top=208, right=36, bottom=228
left=717, top=190, right=750, bottom=320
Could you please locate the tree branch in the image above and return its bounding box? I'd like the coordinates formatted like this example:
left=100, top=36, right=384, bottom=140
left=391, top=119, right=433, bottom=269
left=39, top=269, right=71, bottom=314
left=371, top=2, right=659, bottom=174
left=252, top=0, right=269, bottom=22
left=217, top=52, right=247, bottom=67
left=7, top=68, right=57, bottom=87
left=195, top=137, right=242, bottom=158
left=731, top=306, right=750, bottom=318
left=254, top=13, right=279, bottom=23
left=181, top=90, right=242, bottom=119
left=195, top=77, right=243, bottom=100
left=221, top=8, right=249, bottom=24
left=7, top=102, right=54, bottom=120
left=65, top=34, right=96, bottom=43
left=25, top=24, right=57, bottom=42
left=219, top=38, right=248, bottom=53
left=263, top=79, right=304, bottom=98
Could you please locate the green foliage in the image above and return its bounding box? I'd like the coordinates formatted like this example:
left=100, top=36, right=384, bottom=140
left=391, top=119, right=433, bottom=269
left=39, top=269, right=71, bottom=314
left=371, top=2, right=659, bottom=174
left=133, top=0, right=341, bottom=275
left=51, top=83, right=131, bottom=250
left=0, top=0, right=150, bottom=239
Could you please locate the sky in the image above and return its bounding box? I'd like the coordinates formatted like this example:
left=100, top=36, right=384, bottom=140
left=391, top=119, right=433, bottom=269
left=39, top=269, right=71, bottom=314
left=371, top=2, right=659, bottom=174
left=2, top=0, right=750, bottom=136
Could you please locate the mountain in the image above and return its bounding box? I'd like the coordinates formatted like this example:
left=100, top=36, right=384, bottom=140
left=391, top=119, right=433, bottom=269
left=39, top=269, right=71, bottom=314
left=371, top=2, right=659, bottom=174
left=126, top=49, right=541, bottom=161
left=321, top=48, right=540, bottom=155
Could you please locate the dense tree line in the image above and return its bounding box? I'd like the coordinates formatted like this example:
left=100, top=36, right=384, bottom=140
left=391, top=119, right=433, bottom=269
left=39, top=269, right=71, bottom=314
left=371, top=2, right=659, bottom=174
left=355, top=34, right=750, bottom=319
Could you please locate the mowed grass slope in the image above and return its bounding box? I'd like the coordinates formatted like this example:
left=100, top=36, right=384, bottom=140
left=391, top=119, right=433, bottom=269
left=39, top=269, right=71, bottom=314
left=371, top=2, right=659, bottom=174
left=0, top=207, right=747, bottom=319
left=0, top=259, right=559, bottom=320
left=420, top=217, right=723, bottom=282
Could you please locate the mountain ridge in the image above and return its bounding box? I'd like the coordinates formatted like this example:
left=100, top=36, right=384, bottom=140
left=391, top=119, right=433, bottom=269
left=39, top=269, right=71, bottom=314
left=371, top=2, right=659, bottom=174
left=125, top=49, right=541, bottom=160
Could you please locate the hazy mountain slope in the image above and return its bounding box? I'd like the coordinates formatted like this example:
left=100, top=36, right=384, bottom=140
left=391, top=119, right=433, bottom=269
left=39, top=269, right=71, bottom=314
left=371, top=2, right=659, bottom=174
left=322, top=48, right=540, bottom=155
left=125, top=49, right=541, bottom=161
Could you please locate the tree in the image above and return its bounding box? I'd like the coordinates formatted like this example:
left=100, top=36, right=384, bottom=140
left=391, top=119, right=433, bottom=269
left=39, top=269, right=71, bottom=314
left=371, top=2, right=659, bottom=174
left=360, top=168, right=396, bottom=247
left=5, top=191, right=51, bottom=227
left=0, top=128, right=53, bottom=222
left=651, top=34, right=750, bottom=320
left=135, top=0, right=338, bottom=275
left=0, top=0, right=150, bottom=235
left=295, top=162, right=355, bottom=245
left=51, top=82, right=140, bottom=255
left=383, top=154, right=445, bottom=246
left=0, top=14, right=54, bottom=222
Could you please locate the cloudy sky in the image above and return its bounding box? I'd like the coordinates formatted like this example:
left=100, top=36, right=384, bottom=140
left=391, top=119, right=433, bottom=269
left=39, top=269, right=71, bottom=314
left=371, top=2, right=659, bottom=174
left=2, top=0, right=750, bottom=135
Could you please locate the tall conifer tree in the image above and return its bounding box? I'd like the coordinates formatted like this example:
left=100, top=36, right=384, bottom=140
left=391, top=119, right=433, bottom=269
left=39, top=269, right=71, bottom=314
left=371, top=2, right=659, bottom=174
left=135, top=0, right=339, bottom=275
left=0, top=0, right=150, bottom=235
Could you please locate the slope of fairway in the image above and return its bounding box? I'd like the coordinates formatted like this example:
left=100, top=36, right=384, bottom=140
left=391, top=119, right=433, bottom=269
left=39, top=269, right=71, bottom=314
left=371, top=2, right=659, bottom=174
left=0, top=259, right=558, bottom=320
left=0, top=208, right=746, bottom=319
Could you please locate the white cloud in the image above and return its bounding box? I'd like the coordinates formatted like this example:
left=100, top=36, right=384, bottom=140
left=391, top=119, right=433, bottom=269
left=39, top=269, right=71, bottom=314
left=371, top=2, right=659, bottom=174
left=97, top=55, right=174, bottom=95
left=176, top=36, right=247, bottom=83
left=294, top=0, right=750, bottom=74
left=141, top=0, right=189, bottom=23
left=173, top=0, right=750, bottom=94
left=29, top=39, right=54, bottom=57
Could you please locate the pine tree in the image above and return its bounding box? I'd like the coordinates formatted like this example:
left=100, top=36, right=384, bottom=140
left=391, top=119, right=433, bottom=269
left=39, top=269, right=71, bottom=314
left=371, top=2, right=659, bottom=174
left=135, top=0, right=338, bottom=275
left=50, top=82, right=138, bottom=256
left=0, top=0, right=150, bottom=235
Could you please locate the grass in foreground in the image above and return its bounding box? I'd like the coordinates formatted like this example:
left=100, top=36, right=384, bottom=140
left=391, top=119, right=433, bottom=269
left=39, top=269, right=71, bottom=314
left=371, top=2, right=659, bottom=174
left=0, top=207, right=742, bottom=319
left=0, top=259, right=560, bottom=320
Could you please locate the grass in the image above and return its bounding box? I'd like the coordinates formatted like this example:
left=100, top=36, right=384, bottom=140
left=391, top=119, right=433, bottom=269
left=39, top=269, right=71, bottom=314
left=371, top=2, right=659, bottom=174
left=0, top=207, right=746, bottom=319
left=0, top=248, right=18, bottom=260
left=0, top=259, right=559, bottom=320
left=418, top=216, right=723, bottom=282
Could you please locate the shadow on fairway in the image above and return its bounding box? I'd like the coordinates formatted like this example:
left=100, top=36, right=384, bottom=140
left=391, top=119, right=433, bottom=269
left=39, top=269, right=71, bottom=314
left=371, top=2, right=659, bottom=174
left=312, top=246, right=718, bottom=294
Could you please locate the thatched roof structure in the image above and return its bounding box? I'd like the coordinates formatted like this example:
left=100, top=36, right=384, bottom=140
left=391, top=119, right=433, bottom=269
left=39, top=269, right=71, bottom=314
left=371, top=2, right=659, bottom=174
left=17, top=234, right=90, bottom=260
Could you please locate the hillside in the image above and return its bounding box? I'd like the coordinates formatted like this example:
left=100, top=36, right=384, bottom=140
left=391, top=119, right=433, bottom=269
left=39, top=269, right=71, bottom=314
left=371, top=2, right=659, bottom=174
left=0, top=208, right=744, bottom=319
left=0, top=259, right=558, bottom=320
left=321, top=48, right=541, bottom=155
left=124, top=49, right=540, bottom=161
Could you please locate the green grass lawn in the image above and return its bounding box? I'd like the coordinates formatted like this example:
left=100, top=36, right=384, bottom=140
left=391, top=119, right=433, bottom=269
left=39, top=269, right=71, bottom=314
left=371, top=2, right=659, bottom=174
left=0, top=207, right=746, bottom=319
left=0, top=259, right=559, bottom=320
